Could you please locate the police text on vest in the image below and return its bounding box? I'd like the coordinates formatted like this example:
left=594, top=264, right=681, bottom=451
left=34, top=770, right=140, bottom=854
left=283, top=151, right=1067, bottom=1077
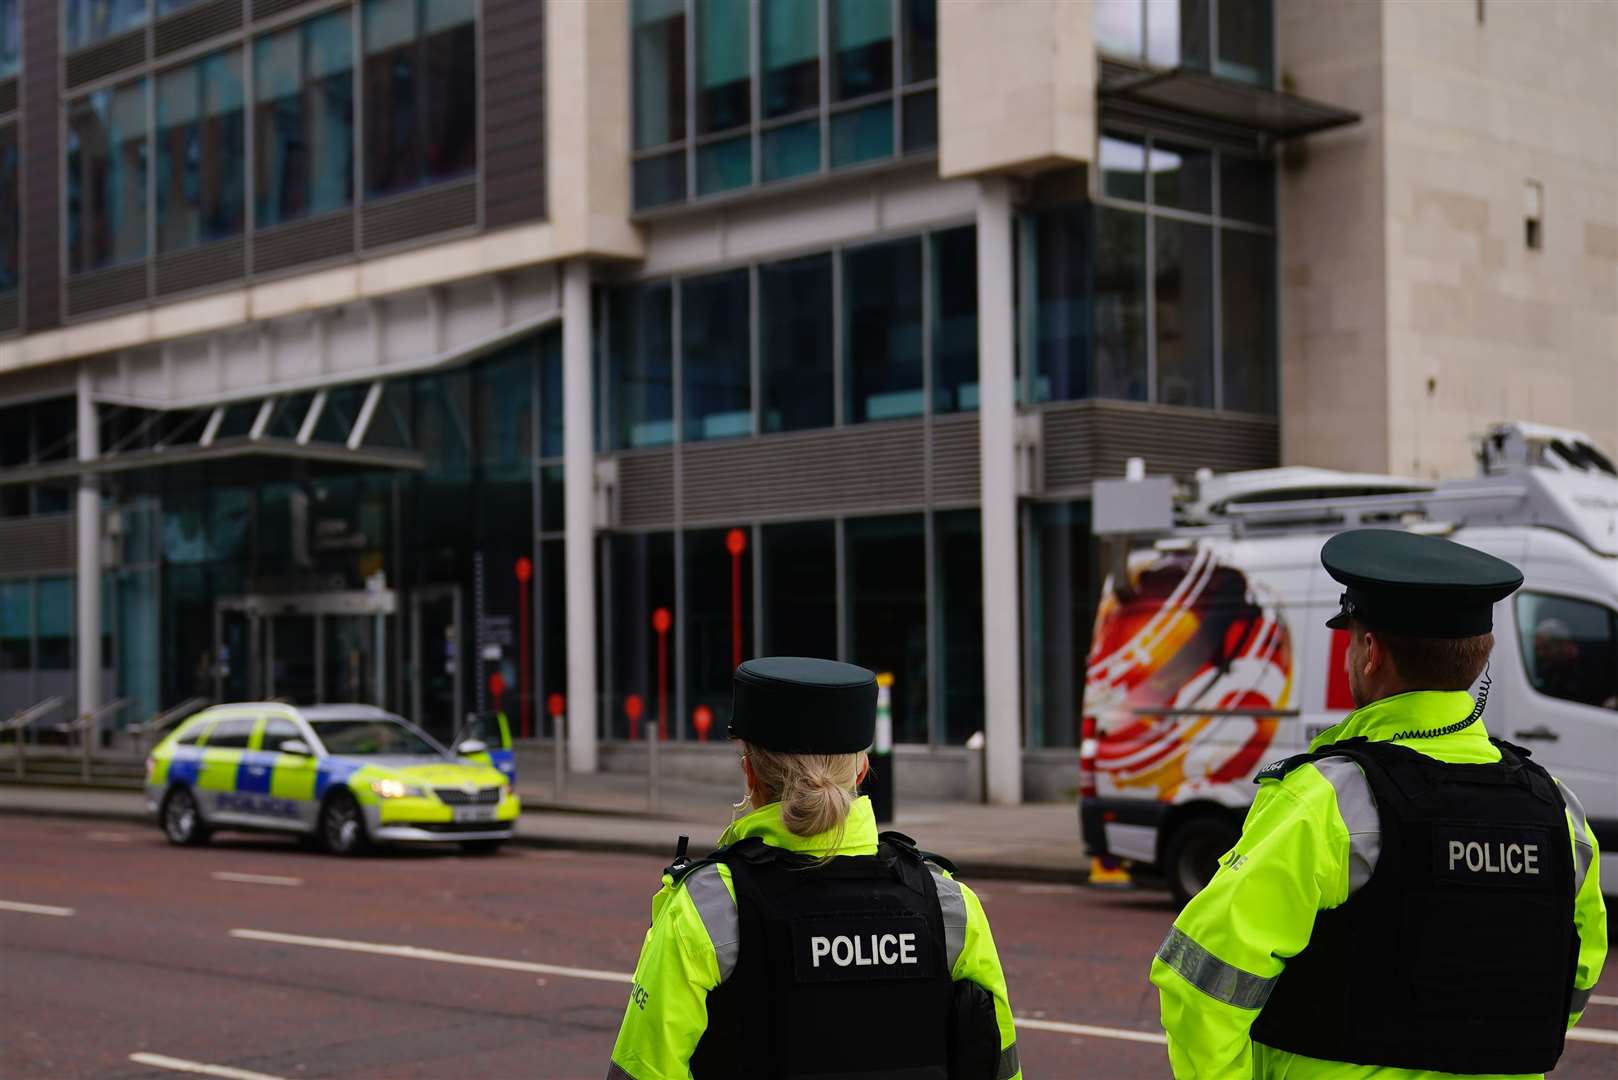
left=1447, top=839, right=1539, bottom=876
left=810, top=932, right=918, bottom=969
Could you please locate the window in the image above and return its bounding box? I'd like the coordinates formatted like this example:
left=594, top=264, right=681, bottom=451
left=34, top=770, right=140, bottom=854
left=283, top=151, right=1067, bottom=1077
left=759, top=253, right=834, bottom=432
left=607, top=531, right=676, bottom=740
left=176, top=720, right=213, bottom=747
left=0, top=580, right=28, bottom=670
left=1516, top=594, right=1618, bottom=711
left=67, top=79, right=149, bottom=274
left=65, top=0, right=148, bottom=51
left=258, top=717, right=303, bottom=753
left=681, top=270, right=752, bottom=441
left=1028, top=130, right=1274, bottom=412
left=934, top=510, right=983, bottom=744
left=0, top=0, right=18, bottom=79
left=632, top=0, right=938, bottom=209
left=311, top=717, right=440, bottom=754
left=684, top=526, right=755, bottom=739
left=1524, top=179, right=1543, bottom=251
left=845, top=515, right=927, bottom=743
left=1092, top=0, right=1271, bottom=86
left=605, top=283, right=675, bottom=449
left=0, top=124, right=17, bottom=291
left=761, top=521, right=836, bottom=656
left=254, top=11, right=355, bottom=229
left=1025, top=501, right=1096, bottom=748
left=156, top=49, right=246, bottom=253
left=932, top=226, right=978, bottom=413
left=363, top=0, right=477, bottom=200
left=36, top=578, right=73, bottom=670
left=843, top=237, right=924, bottom=423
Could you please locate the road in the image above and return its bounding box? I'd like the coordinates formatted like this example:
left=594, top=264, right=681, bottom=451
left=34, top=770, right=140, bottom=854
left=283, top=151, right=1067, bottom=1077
left=1, top=815, right=1614, bottom=1079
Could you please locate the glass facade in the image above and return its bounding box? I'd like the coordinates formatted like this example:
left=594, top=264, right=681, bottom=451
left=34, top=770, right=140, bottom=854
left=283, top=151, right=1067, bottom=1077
left=632, top=0, right=939, bottom=208
left=66, top=0, right=149, bottom=51
left=0, top=123, right=17, bottom=292
left=0, top=0, right=17, bottom=79
left=602, top=224, right=975, bottom=446
left=1092, top=0, right=1273, bottom=86
left=1025, top=501, right=1097, bottom=748
left=364, top=0, right=479, bottom=199
left=254, top=11, right=355, bottom=228
left=156, top=49, right=246, bottom=253
left=845, top=514, right=927, bottom=743
left=1025, top=130, right=1277, bottom=413
left=67, top=79, right=149, bottom=274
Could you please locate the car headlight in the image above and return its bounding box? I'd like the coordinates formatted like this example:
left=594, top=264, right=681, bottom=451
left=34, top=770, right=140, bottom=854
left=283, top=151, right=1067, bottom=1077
left=371, top=778, right=425, bottom=799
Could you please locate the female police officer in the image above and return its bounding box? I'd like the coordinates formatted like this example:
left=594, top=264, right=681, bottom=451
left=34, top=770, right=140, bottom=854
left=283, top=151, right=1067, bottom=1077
left=607, top=656, right=1021, bottom=1080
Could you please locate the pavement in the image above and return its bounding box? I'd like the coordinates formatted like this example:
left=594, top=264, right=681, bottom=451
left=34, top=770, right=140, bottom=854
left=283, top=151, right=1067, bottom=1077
left=3, top=815, right=1616, bottom=1079
left=0, top=769, right=1091, bottom=881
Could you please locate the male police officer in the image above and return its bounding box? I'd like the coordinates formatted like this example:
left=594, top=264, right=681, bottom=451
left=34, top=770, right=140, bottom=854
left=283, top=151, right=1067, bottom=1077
left=608, top=657, right=1019, bottom=1080
left=1151, top=529, right=1607, bottom=1078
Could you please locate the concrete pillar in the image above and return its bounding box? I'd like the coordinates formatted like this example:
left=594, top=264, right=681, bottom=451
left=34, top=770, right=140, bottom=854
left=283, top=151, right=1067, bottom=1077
left=562, top=258, right=598, bottom=774
left=75, top=367, right=100, bottom=743
left=976, top=177, right=1022, bottom=805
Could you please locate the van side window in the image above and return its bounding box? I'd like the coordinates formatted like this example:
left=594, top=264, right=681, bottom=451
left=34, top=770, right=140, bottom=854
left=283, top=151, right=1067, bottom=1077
left=1515, top=593, right=1618, bottom=711
left=207, top=717, right=256, bottom=749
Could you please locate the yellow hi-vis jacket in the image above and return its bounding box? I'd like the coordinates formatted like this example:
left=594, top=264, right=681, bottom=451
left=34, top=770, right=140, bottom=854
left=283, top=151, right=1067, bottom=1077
left=608, top=795, right=1022, bottom=1080
left=1151, top=690, right=1608, bottom=1079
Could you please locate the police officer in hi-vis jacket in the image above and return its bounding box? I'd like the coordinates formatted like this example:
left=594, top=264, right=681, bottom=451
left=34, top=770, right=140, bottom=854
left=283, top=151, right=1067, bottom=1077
left=608, top=657, right=1021, bottom=1080
left=1152, top=529, right=1607, bottom=1078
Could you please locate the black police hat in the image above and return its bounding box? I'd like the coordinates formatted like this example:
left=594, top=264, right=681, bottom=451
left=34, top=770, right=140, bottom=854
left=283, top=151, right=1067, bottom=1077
left=729, top=657, right=876, bottom=754
left=1322, top=529, right=1523, bottom=638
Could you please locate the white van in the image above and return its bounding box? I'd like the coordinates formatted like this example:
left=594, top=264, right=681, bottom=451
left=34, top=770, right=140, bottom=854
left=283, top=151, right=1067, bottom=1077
left=1080, top=422, right=1618, bottom=906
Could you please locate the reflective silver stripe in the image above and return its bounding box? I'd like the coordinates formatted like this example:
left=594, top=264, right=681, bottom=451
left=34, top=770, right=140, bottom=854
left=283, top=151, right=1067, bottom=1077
left=995, top=1041, right=1020, bottom=1080
left=1559, top=780, right=1594, bottom=898
left=1155, top=927, right=1278, bottom=1010
left=929, top=864, right=968, bottom=975
left=684, top=864, right=740, bottom=983
left=1571, top=986, right=1592, bottom=1014
left=1313, top=756, right=1381, bottom=895
left=605, top=1063, right=640, bottom=1080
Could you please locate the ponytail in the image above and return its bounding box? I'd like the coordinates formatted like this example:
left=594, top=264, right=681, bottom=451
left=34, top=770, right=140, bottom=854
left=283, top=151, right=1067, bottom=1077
left=743, top=742, right=867, bottom=841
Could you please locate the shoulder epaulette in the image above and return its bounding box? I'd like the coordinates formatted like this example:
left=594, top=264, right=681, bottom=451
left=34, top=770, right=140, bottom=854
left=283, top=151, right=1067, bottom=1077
left=1254, top=752, right=1321, bottom=785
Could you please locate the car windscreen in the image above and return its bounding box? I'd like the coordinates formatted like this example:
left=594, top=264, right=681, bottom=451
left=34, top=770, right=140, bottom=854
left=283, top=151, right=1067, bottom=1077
left=310, top=719, right=443, bottom=757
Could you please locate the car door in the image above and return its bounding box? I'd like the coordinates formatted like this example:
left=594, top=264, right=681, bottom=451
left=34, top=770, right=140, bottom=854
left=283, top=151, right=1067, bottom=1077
left=260, top=715, right=321, bottom=832
left=196, top=715, right=255, bottom=821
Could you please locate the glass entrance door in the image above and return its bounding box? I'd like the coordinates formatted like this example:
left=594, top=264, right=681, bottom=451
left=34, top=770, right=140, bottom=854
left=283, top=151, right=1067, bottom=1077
left=215, top=608, right=261, bottom=701
left=324, top=614, right=388, bottom=707
left=215, top=590, right=396, bottom=708
left=268, top=614, right=318, bottom=703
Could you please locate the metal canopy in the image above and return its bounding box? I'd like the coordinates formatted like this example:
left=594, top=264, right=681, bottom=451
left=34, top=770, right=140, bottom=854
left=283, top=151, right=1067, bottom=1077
left=0, top=381, right=424, bottom=487
left=1100, top=67, right=1361, bottom=142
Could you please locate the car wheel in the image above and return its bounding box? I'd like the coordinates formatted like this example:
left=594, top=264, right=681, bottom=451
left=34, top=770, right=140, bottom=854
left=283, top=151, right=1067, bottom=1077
left=1165, top=815, right=1239, bottom=908
left=320, top=790, right=370, bottom=856
left=161, top=787, right=210, bottom=847
left=459, top=840, right=504, bottom=856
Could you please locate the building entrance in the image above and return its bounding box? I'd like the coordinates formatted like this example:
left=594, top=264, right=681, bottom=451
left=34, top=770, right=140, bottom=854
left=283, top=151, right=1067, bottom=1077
left=213, top=590, right=398, bottom=707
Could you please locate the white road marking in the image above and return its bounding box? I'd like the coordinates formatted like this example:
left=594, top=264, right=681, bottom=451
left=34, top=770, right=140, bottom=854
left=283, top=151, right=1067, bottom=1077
left=211, top=872, right=302, bottom=888
left=128, top=1053, right=289, bottom=1080
left=1015, top=1017, right=1167, bottom=1045
left=1590, top=993, right=1618, bottom=1007
left=229, top=929, right=633, bottom=984
left=1568, top=1026, right=1618, bottom=1046
left=0, top=899, right=75, bottom=917
left=227, top=927, right=1618, bottom=1050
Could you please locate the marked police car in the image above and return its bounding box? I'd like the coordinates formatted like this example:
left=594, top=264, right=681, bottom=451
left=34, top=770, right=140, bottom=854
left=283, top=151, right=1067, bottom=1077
left=145, top=703, right=520, bottom=855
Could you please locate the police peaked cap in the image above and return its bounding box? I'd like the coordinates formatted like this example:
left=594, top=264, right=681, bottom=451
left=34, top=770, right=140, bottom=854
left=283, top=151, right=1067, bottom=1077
left=729, top=656, right=877, bottom=754
left=1322, top=529, right=1523, bottom=639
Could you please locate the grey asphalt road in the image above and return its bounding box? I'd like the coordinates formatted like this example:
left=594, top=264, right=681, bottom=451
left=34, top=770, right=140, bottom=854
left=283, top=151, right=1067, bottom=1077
left=1, top=814, right=1614, bottom=1078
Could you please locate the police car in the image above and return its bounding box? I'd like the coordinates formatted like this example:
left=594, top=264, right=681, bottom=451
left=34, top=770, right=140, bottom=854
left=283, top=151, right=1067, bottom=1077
left=145, top=703, right=520, bottom=855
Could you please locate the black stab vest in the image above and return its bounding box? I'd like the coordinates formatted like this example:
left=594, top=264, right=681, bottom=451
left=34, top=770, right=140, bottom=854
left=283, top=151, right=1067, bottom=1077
left=1250, top=738, right=1579, bottom=1074
left=685, top=834, right=955, bottom=1080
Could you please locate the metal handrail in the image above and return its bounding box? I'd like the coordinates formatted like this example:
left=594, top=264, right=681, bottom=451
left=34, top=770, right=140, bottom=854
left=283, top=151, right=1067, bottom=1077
left=2, top=697, right=65, bottom=734
left=129, top=697, right=213, bottom=754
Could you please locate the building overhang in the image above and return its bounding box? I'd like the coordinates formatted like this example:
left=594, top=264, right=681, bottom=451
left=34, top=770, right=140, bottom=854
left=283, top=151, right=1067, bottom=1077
left=1099, top=63, right=1360, bottom=149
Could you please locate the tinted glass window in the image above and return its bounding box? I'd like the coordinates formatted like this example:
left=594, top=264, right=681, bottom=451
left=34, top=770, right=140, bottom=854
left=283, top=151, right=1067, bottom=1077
left=843, top=238, right=923, bottom=423
left=1154, top=218, right=1214, bottom=407
left=684, top=526, right=754, bottom=738
left=176, top=720, right=214, bottom=747
left=259, top=717, right=303, bottom=753
left=363, top=0, right=477, bottom=199
left=1516, top=594, right=1618, bottom=711
left=1221, top=229, right=1276, bottom=414
left=633, top=0, right=687, bottom=149
left=207, top=717, right=255, bottom=749
left=0, top=124, right=16, bottom=291
left=36, top=578, right=73, bottom=670
left=831, top=0, right=891, bottom=102
left=66, top=79, right=149, bottom=274
left=759, top=253, right=834, bottom=432
left=935, top=510, right=983, bottom=745
left=0, top=580, right=28, bottom=669
left=1094, top=207, right=1148, bottom=401
left=255, top=11, right=355, bottom=229
left=762, top=0, right=818, bottom=119
left=156, top=49, right=246, bottom=253
left=312, top=718, right=441, bottom=755
left=607, top=531, right=675, bottom=740
left=66, top=0, right=148, bottom=51
left=682, top=270, right=752, bottom=441
left=696, top=0, right=750, bottom=135
left=846, top=515, right=927, bottom=743
left=932, top=226, right=978, bottom=414
left=761, top=521, right=836, bottom=656
left=1151, top=141, right=1212, bottom=215
left=607, top=284, right=675, bottom=449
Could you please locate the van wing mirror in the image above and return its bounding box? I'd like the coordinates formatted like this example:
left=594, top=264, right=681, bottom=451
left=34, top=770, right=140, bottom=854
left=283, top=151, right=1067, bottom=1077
left=279, top=739, right=311, bottom=756
left=457, top=738, right=488, bottom=756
